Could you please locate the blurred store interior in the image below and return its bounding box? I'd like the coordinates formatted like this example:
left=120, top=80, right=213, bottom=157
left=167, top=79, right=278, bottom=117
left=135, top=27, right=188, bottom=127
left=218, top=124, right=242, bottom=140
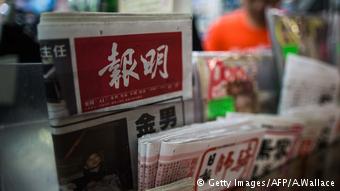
left=1, top=0, right=340, bottom=191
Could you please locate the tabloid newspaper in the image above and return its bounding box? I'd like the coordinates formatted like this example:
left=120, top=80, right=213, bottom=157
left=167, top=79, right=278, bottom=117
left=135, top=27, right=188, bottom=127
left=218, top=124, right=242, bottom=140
left=37, top=13, right=195, bottom=191
left=279, top=54, right=339, bottom=114
left=227, top=113, right=304, bottom=177
left=38, top=13, right=193, bottom=117
left=283, top=104, right=339, bottom=155
left=51, top=98, right=194, bottom=190
left=138, top=118, right=265, bottom=191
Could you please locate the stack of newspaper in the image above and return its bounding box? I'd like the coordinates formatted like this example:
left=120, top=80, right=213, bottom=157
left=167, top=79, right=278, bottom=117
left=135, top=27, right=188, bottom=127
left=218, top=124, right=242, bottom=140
left=38, top=13, right=194, bottom=190
left=227, top=113, right=304, bottom=177
left=282, top=104, right=339, bottom=154
left=138, top=118, right=265, bottom=191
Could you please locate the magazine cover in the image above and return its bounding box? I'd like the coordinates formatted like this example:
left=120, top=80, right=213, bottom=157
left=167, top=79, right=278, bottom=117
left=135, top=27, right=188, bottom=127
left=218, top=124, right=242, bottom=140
left=51, top=98, right=194, bottom=190
left=193, top=52, right=259, bottom=120
left=193, top=50, right=280, bottom=120
left=38, top=13, right=192, bottom=117
left=267, top=9, right=330, bottom=77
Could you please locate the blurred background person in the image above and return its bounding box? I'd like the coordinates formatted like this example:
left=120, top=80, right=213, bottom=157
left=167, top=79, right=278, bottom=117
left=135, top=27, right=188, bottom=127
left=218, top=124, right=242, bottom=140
left=203, top=0, right=281, bottom=51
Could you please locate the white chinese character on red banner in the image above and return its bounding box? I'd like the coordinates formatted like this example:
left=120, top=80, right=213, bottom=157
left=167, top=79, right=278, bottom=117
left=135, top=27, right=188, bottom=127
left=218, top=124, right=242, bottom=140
left=141, top=44, right=169, bottom=79
left=98, top=42, right=140, bottom=89
left=121, top=48, right=139, bottom=87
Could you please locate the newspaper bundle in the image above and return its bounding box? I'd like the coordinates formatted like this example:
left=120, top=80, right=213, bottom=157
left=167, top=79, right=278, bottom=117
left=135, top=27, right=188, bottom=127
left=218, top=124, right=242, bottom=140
left=283, top=104, right=338, bottom=155
left=279, top=54, right=340, bottom=114
left=227, top=113, right=304, bottom=177
left=38, top=13, right=192, bottom=117
left=37, top=13, right=196, bottom=190
left=193, top=50, right=279, bottom=121
left=138, top=118, right=265, bottom=191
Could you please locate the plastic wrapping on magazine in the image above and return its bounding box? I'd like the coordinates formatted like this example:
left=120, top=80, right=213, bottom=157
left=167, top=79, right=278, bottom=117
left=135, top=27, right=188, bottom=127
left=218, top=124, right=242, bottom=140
left=193, top=50, right=279, bottom=121
left=267, top=8, right=332, bottom=80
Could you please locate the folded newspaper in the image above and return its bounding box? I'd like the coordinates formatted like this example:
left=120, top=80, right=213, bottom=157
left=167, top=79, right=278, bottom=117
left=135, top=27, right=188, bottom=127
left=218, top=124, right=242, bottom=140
left=138, top=118, right=265, bottom=191
left=279, top=54, right=340, bottom=114
left=282, top=104, right=338, bottom=155
left=38, top=13, right=192, bottom=117
left=226, top=113, right=304, bottom=177
left=51, top=99, right=194, bottom=191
